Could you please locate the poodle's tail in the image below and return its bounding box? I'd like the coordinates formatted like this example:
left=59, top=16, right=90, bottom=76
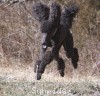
left=61, top=4, right=79, bottom=29
left=32, top=2, right=50, bottom=22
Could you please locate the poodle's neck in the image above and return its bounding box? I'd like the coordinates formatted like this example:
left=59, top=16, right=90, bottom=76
left=61, top=14, right=74, bottom=29
left=49, top=12, right=61, bottom=27
left=66, top=17, right=74, bottom=29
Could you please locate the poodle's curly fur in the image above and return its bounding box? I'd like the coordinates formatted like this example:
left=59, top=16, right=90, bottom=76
left=33, top=2, right=79, bottom=80
left=33, top=1, right=61, bottom=61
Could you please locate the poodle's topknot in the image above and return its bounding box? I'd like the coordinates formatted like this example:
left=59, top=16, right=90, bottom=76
left=49, top=2, right=61, bottom=22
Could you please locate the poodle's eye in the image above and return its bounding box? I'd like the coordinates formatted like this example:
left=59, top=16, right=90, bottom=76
left=42, top=44, right=47, bottom=49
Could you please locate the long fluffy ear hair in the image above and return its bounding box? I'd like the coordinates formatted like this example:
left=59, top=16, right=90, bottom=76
left=61, top=4, right=79, bottom=29
left=32, top=2, right=50, bottom=22
left=67, top=4, right=79, bottom=17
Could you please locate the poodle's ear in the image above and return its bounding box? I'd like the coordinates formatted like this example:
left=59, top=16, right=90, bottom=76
left=72, top=6, right=79, bottom=14
left=69, top=5, right=79, bottom=17
left=33, top=2, right=50, bottom=22
left=62, top=6, right=71, bottom=17
left=69, top=11, right=76, bottom=17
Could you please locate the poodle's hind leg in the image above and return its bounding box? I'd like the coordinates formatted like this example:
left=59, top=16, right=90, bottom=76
left=63, top=33, right=74, bottom=58
left=71, top=48, right=79, bottom=69
left=55, top=55, right=65, bottom=77
left=63, top=33, right=79, bottom=69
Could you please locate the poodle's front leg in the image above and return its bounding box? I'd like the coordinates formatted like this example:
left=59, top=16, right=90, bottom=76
left=36, top=51, right=54, bottom=80
left=39, top=46, right=47, bottom=60
left=36, top=44, right=59, bottom=80
left=34, top=47, right=47, bottom=73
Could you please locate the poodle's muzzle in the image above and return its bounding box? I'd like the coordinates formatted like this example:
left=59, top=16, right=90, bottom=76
left=42, top=33, right=52, bottom=49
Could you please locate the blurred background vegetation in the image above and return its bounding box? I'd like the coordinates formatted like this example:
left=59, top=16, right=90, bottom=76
left=0, top=0, right=100, bottom=76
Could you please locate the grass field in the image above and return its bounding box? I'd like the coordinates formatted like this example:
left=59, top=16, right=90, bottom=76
left=0, top=0, right=100, bottom=96
left=0, top=67, right=100, bottom=96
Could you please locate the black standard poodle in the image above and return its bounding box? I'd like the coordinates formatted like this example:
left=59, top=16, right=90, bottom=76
left=33, top=1, right=79, bottom=80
